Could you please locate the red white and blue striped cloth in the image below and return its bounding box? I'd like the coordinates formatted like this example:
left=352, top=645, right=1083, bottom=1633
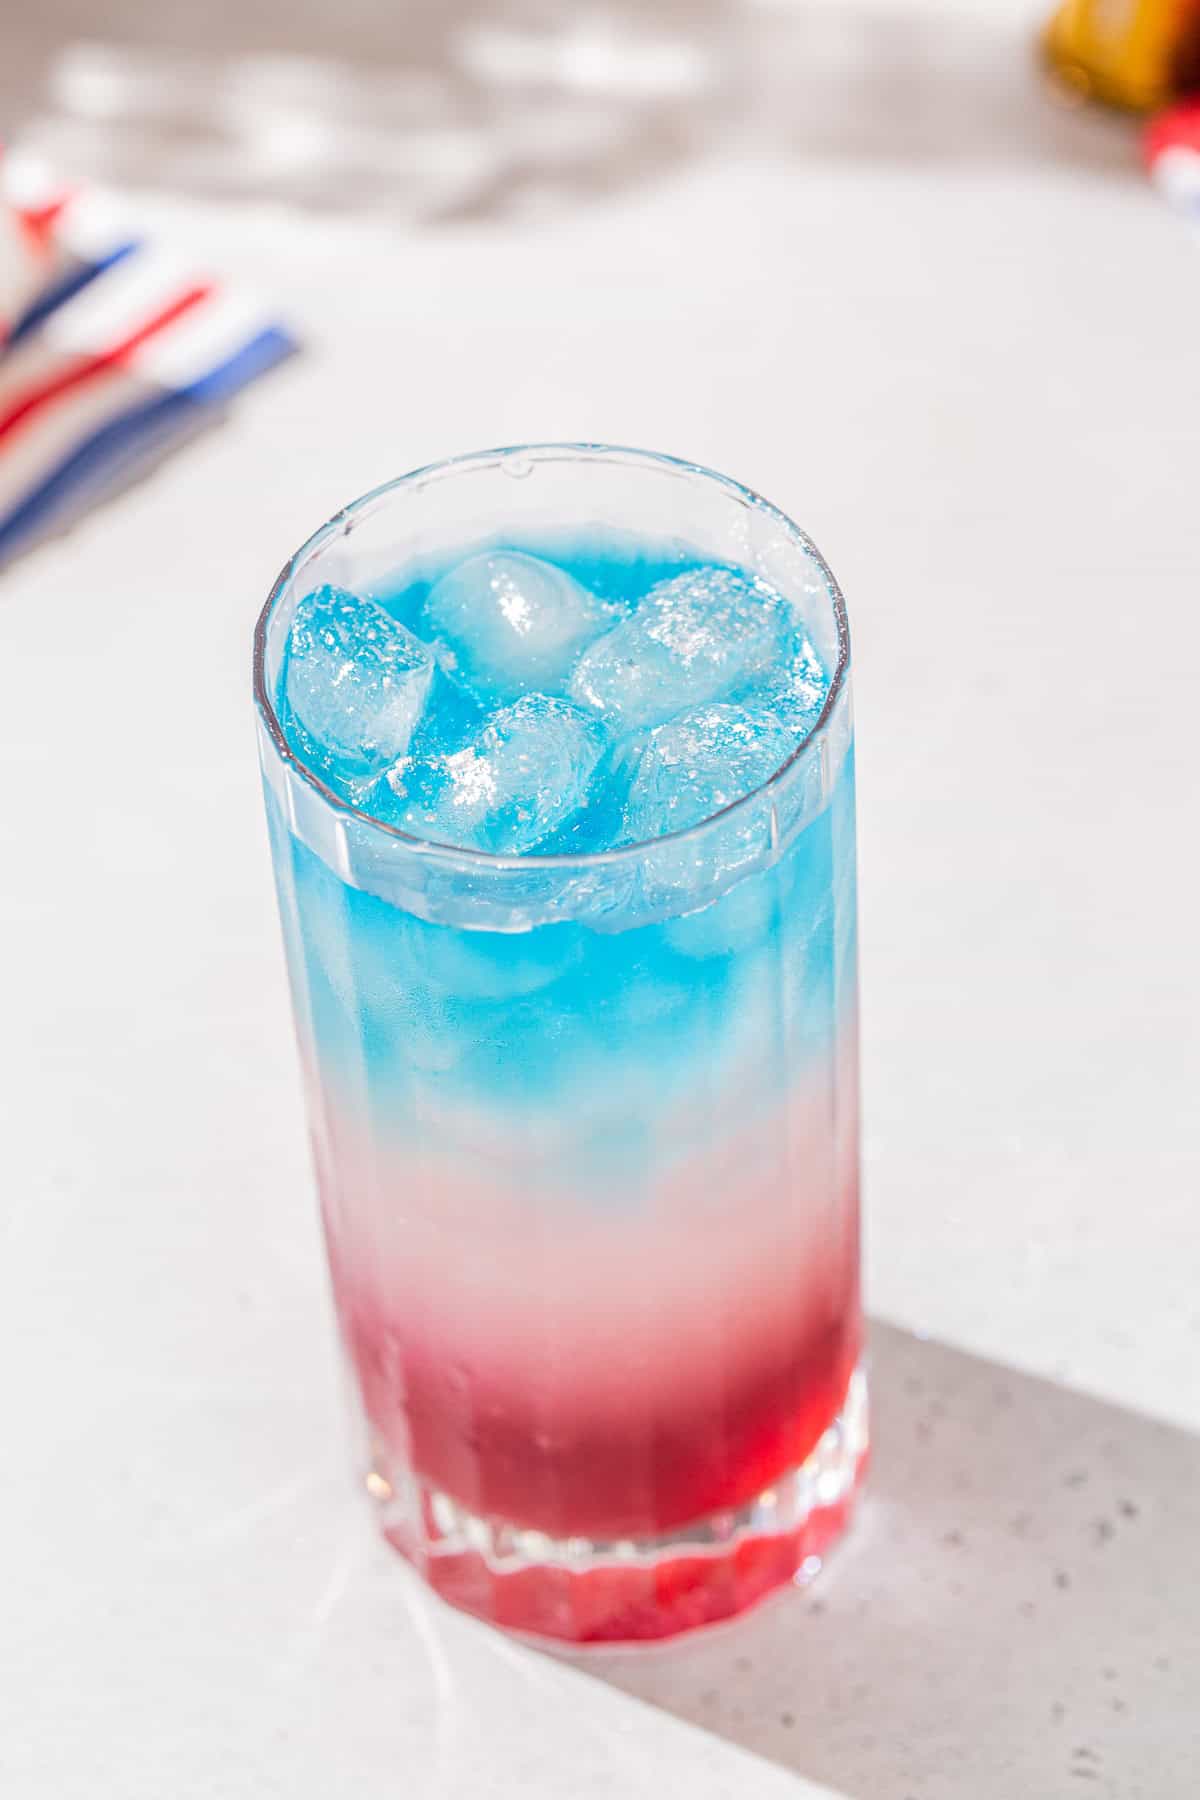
left=0, top=150, right=296, bottom=565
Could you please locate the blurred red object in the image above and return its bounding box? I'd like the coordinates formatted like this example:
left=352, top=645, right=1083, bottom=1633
left=1144, top=95, right=1200, bottom=161
left=1143, top=96, right=1200, bottom=228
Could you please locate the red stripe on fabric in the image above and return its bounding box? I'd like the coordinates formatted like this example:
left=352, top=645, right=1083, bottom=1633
left=4, top=200, right=47, bottom=268
left=18, top=193, right=73, bottom=242
left=0, top=281, right=214, bottom=446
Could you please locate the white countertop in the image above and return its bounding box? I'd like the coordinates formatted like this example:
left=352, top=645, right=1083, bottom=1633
left=4, top=2, right=1199, bottom=1794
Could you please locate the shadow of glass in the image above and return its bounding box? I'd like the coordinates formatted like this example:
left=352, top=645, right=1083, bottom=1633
left=588, top=1320, right=1200, bottom=1799
left=3, top=0, right=1133, bottom=223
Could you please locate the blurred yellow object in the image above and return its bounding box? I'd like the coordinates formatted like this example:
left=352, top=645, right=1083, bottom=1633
left=1043, top=0, right=1200, bottom=110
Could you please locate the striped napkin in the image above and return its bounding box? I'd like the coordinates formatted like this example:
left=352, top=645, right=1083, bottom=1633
left=0, top=151, right=296, bottom=566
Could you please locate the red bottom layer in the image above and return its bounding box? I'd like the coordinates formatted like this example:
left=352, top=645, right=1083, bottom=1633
left=395, top=1474, right=863, bottom=1643
left=373, top=1365, right=868, bottom=1643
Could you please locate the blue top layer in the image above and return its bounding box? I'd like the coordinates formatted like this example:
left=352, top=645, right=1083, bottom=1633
left=275, top=539, right=833, bottom=862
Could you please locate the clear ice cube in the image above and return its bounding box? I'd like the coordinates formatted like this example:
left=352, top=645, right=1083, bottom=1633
left=622, top=701, right=798, bottom=845
left=387, top=693, right=607, bottom=855
left=569, top=566, right=794, bottom=730
left=620, top=700, right=800, bottom=929
left=283, top=585, right=434, bottom=788
left=421, top=550, right=616, bottom=703
left=738, top=630, right=828, bottom=740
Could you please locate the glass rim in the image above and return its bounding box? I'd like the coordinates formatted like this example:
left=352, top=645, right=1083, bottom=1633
left=252, top=442, right=851, bottom=873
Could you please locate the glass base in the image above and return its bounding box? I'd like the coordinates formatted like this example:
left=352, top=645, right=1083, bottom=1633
left=367, top=1364, right=868, bottom=1644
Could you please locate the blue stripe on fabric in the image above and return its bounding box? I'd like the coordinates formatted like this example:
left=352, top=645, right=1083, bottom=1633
left=5, top=242, right=140, bottom=347
left=0, top=325, right=296, bottom=564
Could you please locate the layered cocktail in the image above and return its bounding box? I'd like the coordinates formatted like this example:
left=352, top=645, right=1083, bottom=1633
left=254, top=446, right=865, bottom=1642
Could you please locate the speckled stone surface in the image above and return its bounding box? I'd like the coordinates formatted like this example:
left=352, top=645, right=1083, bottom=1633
left=594, top=1325, right=1200, bottom=1797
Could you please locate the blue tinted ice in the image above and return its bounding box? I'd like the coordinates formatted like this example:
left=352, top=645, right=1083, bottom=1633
left=385, top=693, right=607, bottom=855
left=421, top=551, right=617, bottom=704
left=742, top=632, right=827, bottom=740
left=283, top=585, right=433, bottom=789
left=622, top=702, right=799, bottom=844
left=621, top=702, right=802, bottom=939
left=568, top=567, right=794, bottom=730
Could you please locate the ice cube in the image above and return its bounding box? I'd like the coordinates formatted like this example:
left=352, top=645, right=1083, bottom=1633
left=569, top=567, right=794, bottom=730
left=663, top=879, right=779, bottom=960
left=387, top=693, right=607, bottom=855
left=622, top=702, right=798, bottom=844
left=620, top=701, right=798, bottom=926
left=737, top=630, right=829, bottom=741
left=421, top=551, right=616, bottom=703
left=404, top=914, right=584, bottom=1002
left=283, top=585, right=434, bottom=788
